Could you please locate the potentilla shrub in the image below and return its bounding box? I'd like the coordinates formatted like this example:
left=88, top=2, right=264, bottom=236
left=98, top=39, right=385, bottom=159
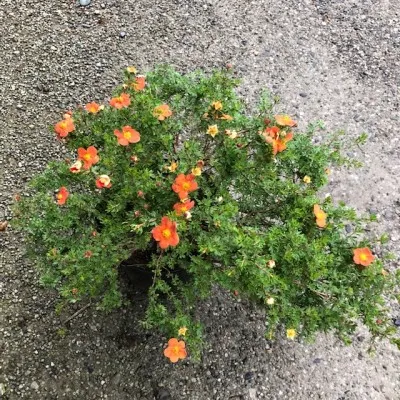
left=13, top=66, right=400, bottom=360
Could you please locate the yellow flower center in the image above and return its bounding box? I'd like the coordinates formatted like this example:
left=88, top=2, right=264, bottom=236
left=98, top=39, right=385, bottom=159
left=287, top=329, right=296, bottom=339
left=162, top=229, right=171, bottom=239
left=182, top=182, right=190, bottom=191
left=123, top=131, right=132, bottom=139
left=57, top=194, right=63, bottom=200
left=83, top=154, right=91, bottom=161
left=360, top=253, right=367, bottom=261
left=171, top=345, right=180, bottom=355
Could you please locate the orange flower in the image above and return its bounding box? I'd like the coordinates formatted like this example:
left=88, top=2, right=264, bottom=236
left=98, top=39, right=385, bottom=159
left=114, top=125, right=141, bottom=146
left=77, top=146, right=100, bottom=170
left=163, top=338, right=187, bottom=363
left=274, top=135, right=292, bottom=154
left=109, top=93, right=131, bottom=109
left=173, top=199, right=195, bottom=216
left=153, top=104, right=172, bottom=121
left=54, top=118, right=75, bottom=138
left=261, top=126, right=293, bottom=155
left=131, top=75, right=146, bottom=91
left=69, top=160, right=82, bottom=173
left=152, top=217, right=179, bottom=249
left=275, top=114, right=297, bottom=127
left=219, top=114, right=233, bottom=121
left=263, top=126, right=280, bottom=139
left=85, top=102, right=103, bottom=114
left=313, top=204, right=327, bottom=228
left=172, top=174, right=198, bottom=200
left=353, top=247, right=375, bottom=268
left=63, top=110, right=73, bottom=119
left=96, top=175, right=112, bottom=189
left=56, top=187, right=69, bottom=205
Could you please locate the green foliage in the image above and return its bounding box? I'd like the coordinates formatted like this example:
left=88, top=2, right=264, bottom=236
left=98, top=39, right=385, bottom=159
left=13, top=65, right=399, bottom=357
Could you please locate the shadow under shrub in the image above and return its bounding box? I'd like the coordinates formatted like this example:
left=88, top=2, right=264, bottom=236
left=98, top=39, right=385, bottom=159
left=13, top=65, right=400, bottom=358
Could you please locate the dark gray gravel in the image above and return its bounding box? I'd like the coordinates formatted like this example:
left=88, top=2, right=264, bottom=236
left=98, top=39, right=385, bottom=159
left=1, top=0, right=399, bottom=399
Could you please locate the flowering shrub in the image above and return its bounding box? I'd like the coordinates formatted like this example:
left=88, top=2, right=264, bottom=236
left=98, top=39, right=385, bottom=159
left=13, top=66, right=400, bottom=360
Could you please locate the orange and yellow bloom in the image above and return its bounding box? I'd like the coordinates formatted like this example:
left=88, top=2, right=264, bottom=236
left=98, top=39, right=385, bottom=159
left=153, top=104, right=172, bottom=121
left=56, top=187, right=69, bottom=205
left=261, top=126, right=293, bottom=155
left=96, top=175, right=112, bottom=189
left=85, top=102, right=103, bottom=114
left=77, top=146, right=100, bottom=170
left=131, top=75, right=146, bottom=91
left=152, top=217, right=179, bottom=249
left=275, top=114, right=297, bottom=127
left=163, top=338, right=187, bottom=363
left=54, top=117, right=75, bottom=138
left=353, top=247, right=375, bottom=268
left=173, top=199, right=195, bottom=216
left=172, top=174, right=198, bottom=200
left=109, top=93, right=131, bottom=109
left=219, top=113, right=233, bottom=121
left=313, top=204, right=327, bottom=228
left=114, top=125, right=141, bottom=146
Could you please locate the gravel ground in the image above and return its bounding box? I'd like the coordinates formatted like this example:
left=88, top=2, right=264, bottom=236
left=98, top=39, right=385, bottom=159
left=1, top=0, right=400, bottom=399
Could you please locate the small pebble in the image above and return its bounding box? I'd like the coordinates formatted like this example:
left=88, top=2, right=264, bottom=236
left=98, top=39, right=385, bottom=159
left=244, top=371, right=254, bottom=381
left=79, top=0, right=91, bottom=5
left=120, top=31, right=126, bottom=38
left=345, top=224, right=352, bottom=233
